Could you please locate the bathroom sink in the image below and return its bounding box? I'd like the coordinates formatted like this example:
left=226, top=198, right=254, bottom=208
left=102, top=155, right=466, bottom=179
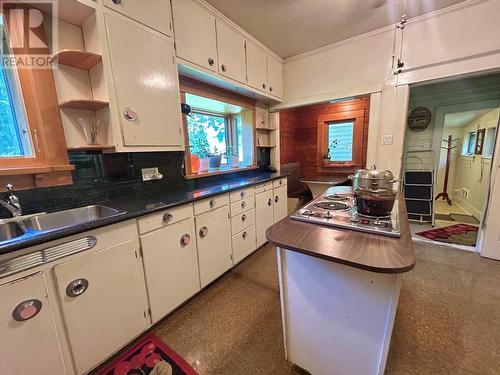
left=24, top=205, right=125, bottom=232
left=0, top=221, right=26, bottom=241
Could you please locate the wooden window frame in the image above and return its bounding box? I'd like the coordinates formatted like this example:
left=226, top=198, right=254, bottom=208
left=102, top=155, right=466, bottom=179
left=316, top=109, right=367, bottom=174
left=0, top=4, right=73, bottom=189
left=180, top=77, right=257, bottom=179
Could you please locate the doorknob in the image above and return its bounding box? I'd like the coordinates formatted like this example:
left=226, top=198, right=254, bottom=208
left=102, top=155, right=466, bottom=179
left=66, top=278, right=89, bottom=298
left=12, top=299, right=42, bottom=321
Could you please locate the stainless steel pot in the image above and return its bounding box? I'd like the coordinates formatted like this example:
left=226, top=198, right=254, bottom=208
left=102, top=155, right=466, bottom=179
left=348, top=165, right=398, bottom=191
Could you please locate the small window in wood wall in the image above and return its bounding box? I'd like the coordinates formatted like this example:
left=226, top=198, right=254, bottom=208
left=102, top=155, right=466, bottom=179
left=316, top=107, right=369, bottom=174
left=180, top=77, right=257, bottom=179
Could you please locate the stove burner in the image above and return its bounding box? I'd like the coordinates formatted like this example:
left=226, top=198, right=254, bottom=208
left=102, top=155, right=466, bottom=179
left=324, top=194, right=350, bottom=201
left=313, top=201, right=350, bottom=211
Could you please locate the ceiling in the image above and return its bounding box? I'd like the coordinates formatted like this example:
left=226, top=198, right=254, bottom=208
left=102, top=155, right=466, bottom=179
left=444, top=109, right=493, bottom=128
left=205, top=0, right=467, bottom=58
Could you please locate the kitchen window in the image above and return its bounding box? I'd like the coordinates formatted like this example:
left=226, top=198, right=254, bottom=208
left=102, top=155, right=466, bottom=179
left=326, top=121, right=354, bottom=162
left=462, top=131, right=477, bottom=155
left=181, top=79, right=256, bottom=177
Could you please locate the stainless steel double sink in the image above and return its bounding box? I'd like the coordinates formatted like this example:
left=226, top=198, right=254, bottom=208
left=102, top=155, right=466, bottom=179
left=0, top=205, right=125, bottom=242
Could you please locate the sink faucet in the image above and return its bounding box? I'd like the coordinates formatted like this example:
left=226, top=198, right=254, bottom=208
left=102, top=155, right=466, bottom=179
left=0, top=184, right=23, bottom=217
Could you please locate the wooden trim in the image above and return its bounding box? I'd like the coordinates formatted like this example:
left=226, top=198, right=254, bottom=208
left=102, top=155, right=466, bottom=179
left=67, top=145, right=115, bottom=152
left=0, top=165, right=74, bottom=176
left=185, top=166, right=258, bottom=180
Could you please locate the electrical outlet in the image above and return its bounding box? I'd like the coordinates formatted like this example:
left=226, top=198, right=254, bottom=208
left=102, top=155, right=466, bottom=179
left=424, top=142, right=432, bottom=150
left=142, top=167, right=163, bottom=181
left=381, top=135, right=393, bottom=145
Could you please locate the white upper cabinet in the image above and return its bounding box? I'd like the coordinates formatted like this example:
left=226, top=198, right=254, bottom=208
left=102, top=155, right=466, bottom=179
left=103, top=0, right=172, bottom=36
left=246, top=40, right=268, bottom=92
left=105, top=12, right=184, bottom=148
left=216, top=21, right=247, bottom=84
left=267, top=56, right=283, bottom=99
left=171, top=0, right=218, bottom=72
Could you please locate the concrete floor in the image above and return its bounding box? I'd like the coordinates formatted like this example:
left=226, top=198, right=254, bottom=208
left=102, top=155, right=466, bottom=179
left=153, top=241, right=500, bottom=375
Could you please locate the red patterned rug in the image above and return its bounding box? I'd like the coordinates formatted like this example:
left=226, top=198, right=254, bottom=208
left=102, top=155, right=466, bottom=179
left=98, top=333, right=198, bottom=375
left=416, top=223, right=479, bottom=246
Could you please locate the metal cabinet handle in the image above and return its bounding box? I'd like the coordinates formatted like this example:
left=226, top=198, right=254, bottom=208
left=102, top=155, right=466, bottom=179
left=242, top=231, right=248, bottom=239
left=242, top=214, right=247, bottom=222
left=269, top=86, right=273, bottom=92
left=221, top=64, right=227, bottom=72
left=112, top=0, right=121, bottom=4
left=209, top=199, right=216, bottom=208
left=12, top=299, right=42, bottom=321
left=123, top=107, right=138, bottom=122
left=241, top=201, right=246, bottom=209
left=208, top=58, right=214, bottom=66
left=180, top=233, right=191, bottom=247
left=268, top=198, right=272, bottom=206
left=262, top=83, right=266, bottom=89
left=240, top=191, right=245, bottom=199
left=163, top=212, right=173, bottom=224
left=199, top=226, right=208, bottom=238
left=66, top=278, right=89, bottom=298
left=275, top=196, right=280, bottom=203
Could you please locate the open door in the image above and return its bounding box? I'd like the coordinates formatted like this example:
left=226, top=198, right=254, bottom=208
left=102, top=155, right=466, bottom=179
left=480, top=106, right=500, bottom=260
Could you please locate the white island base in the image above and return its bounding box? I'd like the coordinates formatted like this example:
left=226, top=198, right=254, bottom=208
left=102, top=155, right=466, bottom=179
left=277, top=248, right=402, bottom=375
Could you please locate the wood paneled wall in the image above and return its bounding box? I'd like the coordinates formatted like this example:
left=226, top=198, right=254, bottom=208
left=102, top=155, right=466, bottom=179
left=279, top=97, right=370, bottom=178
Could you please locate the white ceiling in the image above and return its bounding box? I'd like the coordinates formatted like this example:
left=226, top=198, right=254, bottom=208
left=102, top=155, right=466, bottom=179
left=444, top=109, right=493, bottom=128
left=205, top=0, right=467, bottom=58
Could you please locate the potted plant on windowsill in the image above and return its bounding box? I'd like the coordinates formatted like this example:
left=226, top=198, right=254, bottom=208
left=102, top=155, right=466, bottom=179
left=194, top=139, right=211, bottom=173
left=226, top=146, right=239, bottom=168
left=209, top=146, right=222, bottom=169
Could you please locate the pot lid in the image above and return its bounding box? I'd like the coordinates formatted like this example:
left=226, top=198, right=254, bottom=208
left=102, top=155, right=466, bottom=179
left=352, top=165, right=395, bottom=180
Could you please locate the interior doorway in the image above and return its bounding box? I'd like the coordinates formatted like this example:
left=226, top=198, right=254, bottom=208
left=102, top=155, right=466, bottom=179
left=402, top=73, right=500, bottom=251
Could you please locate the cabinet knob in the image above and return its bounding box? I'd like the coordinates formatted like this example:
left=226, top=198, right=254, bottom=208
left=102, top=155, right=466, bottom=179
left=242, top=214, right=247, bottom=222
left=262, top=83, right=266, bottom=89
left=268, top=198, right=272, bottom=206
left=163, top=212, right=173, bottom=223
left=180, top=233, right=191, bottom=247
left=221, top=64, right=227, bottom=72
left=240, top=191, right=245, bottom=199
left=123, top=107, right=138, bottom=122
left=112, top=0, right=121, bottom=3
left=208, top=58, right=214, bottom=66
left=12, top=299, right=42, bottom=321
left=209, top=199, right=216, bottom=208
left=275, top=196, right=280, bottom=203
left=269, top=86, right=273, bottom=92
left=199, top=226, right=208, bottom=238
left=241, top=201, right=246, bottom=209
left=66, top=278, right=89, bottom=298
left=242, top=231, right=248, bottom=239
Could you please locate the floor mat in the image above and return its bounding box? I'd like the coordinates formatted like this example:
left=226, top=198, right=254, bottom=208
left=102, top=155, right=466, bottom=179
left=416, top=223, right=479, bottom=246
left=98, top=333, right=198, bottom=375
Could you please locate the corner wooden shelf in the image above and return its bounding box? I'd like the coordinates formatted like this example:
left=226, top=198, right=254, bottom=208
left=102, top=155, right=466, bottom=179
left=59, top=99, right=109, bottom=111
left=51, top=49, right=102, bottom=70
left=256, top=127, right=276, bottom=131
left=67, top=145, right=115, bottom=152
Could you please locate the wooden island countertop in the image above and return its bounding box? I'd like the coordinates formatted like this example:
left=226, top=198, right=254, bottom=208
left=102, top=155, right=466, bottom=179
left=266, top=192, right=415, bottom=274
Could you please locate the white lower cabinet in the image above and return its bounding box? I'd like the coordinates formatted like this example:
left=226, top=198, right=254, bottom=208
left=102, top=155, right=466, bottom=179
left=0, top=273, right=66, bottom=375
left=141, top=217, right=200, bottom=323
left=255, top=189, right=274, bottom=248
left=273, top=185, right=288, bottom=223
left=232, top=225, right=256, bottom=264
left=195, top=205, right=233, bottom=287
left=53, top=239, right=148, bottom=375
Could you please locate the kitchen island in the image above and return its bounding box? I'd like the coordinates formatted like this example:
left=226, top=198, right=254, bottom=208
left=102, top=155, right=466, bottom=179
left=266, top=187, right=414, bottom=375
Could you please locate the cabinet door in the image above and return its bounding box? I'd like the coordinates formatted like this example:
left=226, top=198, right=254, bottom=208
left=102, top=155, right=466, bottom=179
left=54, top=239, right=147, bottom=374
left=104, top=0, right=172, bottom=36
left=0, top=273, right=66, bottom=375
left=216, top=21, right=247, bottom=84
left=232, top=225, right=256, bottom=264
left=255, top=190, right=274, bottom=248
left=195, top=206, right=232, bottom=287
left=141, top=218, right=200, bottom=323
left=105, top=13, right=183, bottom=147
left=172, top=0, right=218, bottom=72
left=246, top=40, right=268, bottom=92
left=267, top=56, right=283, bottom=98
left=273, top=185, right=288, bottom=223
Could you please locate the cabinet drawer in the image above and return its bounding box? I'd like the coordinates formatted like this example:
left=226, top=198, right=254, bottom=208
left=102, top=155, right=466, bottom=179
left=194, top=194, right=229, bottom=215
left=254, top=182, right=273, bottom=194
left=230, top=196, right=255, bottom=217
left=229, top=187, right=254, bottom=203
left=273, top=178, right=288, bottom=189
left=232, top=225, right=256, bottom=264
left=231, top=209, right=255, bottom=235
left=137, top=204, right=193, bottom=234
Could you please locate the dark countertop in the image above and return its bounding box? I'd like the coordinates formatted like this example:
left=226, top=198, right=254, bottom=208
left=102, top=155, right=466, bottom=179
left=266, top=189, right=415, bottom=274
left=0, top=172, right=286, bottom=256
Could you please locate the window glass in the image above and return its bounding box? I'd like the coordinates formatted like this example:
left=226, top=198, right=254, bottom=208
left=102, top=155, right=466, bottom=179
left=188, top=113, right=228, bottom=163
left=327, top=121, right=354, bottom=162
left=483, top=127, right=496, bottom=157
left=467, top=131, right=477, bottom=155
